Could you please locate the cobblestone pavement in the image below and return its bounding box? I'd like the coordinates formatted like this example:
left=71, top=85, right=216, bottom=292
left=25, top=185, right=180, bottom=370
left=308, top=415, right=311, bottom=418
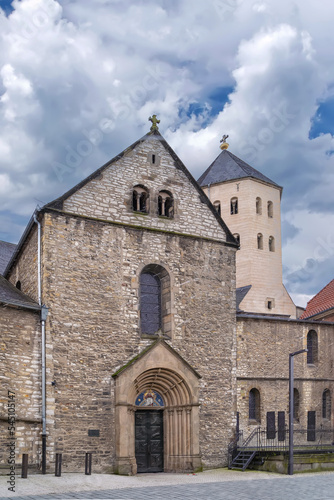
left=2, top=471, right=334, bottom=500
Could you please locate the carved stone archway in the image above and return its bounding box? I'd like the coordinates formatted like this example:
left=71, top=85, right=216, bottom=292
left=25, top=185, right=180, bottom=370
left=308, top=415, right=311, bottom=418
left=113, top=341, right=201, bottom=475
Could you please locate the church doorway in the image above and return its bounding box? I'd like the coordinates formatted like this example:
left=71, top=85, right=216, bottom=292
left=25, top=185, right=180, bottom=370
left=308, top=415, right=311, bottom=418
left=135, top=410, right=163, bottom=473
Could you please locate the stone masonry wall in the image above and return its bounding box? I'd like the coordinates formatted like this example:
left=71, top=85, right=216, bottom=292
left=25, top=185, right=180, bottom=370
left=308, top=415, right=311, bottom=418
left=237, top=317, right=334, bottom=435
left=62, top=136, right=227, bottom=242
left=7, top=226, right=39, bottom=304
left=42, top=211, right=237, bottom=471
left=0, top=306, right=41, bottom=470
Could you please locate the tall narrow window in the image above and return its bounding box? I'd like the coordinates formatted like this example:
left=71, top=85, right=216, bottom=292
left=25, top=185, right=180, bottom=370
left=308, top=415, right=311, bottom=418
left=213, top=201, right=221, bottom=216
left=322, top=389, right=331, bottom=420
left=293, top=388, right=300, bottom=421
left=158, top=190, right=174, bottom=218
left=230, top=197, right=238, bottom=215
left=307, top=330, right=318, bottom=365
left=269, top=236, right=275, bottom=252
left=267, top=201, right=273, bottom=218
left=249, top=388, right=260, bottom=422
left=256, top=197, right=262, bottom=215
left=257, top=233, right=263, bottom=250
left=133, top=185, right=149, bottom=213
left=139, top=264, right=171, bottom=337
left=307, top=411, right=316, bottom=441
left=140, top=272, right=161, bottom=334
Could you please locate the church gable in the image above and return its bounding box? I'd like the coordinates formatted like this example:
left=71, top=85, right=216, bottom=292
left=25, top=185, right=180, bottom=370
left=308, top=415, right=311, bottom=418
left=47, top=130, right=235, bottom=244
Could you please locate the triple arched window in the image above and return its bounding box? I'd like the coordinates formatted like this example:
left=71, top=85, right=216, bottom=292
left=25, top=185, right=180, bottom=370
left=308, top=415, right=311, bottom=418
left=139, top=264, right=171, bottom=337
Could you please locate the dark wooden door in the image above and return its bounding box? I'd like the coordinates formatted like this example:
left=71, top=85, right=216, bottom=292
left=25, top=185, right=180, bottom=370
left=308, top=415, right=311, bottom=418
left=135, top=410, right=163, bottom=473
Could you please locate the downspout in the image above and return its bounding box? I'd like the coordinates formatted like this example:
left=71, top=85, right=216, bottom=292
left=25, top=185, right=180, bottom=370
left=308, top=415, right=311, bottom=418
left=34, top=213, right=48, bottom=474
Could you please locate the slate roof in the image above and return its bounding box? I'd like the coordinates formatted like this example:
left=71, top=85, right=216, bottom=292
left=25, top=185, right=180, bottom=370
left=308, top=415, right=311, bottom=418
left=236, top=285, right=252, bottom=312
left=0, top=274, right=40, bottom=310
left=300, top=279, right=334, bottom=319
left=197, top=150, right=281, bottom=189
left=0, top=240, right=16, bottom=275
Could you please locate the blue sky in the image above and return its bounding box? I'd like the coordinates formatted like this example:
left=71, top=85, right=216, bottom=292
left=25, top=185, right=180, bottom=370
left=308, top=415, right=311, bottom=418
left=0, top=0, right=334, bottom=307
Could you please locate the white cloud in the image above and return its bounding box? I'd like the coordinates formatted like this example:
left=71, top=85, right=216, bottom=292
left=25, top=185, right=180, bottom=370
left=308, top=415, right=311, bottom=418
left=0, top=0, right=333, bottom=300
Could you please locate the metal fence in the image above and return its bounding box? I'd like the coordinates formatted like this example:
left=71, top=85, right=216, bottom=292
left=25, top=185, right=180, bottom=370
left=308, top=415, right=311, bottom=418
left=228, top=427, right=334, bottom=467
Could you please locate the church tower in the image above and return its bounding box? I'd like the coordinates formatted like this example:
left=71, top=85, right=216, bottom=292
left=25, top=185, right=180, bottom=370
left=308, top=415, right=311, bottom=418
left=198, top=138, right=296, bottom=318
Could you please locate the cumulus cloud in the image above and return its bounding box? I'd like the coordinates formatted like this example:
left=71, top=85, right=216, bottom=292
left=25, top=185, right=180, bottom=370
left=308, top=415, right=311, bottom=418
left=0, top=0, right=333, bottom=303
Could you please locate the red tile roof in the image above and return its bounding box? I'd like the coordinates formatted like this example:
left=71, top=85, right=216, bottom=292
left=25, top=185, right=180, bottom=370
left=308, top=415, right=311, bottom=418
left=300, top=279, right=334, bottom=319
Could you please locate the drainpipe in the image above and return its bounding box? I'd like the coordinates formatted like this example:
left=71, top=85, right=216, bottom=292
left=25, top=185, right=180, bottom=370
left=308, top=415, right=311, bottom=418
left=34, top=213, right=48, bottom=474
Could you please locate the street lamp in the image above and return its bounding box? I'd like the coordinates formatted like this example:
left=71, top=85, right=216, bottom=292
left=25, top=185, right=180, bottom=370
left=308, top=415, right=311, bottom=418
left=288, top=348, right=308, bottom=475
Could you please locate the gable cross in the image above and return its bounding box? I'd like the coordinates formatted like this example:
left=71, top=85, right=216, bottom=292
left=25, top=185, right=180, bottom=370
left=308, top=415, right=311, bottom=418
left=149, top=114, right=160, bottom=132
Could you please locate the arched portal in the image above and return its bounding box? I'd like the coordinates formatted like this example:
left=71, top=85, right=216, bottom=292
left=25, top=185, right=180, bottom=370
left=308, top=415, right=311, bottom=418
left=113, top=340, right=201, bottom=474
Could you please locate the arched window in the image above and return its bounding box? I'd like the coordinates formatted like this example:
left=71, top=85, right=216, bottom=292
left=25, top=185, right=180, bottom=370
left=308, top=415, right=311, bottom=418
left=230, top=197, right=238, bottom=215
left=139, top=264, right=171, bottom=337
left=233, top=233, right=240, bottom=246
left=267, top=201, right=273, bottom=218
left=269, top=236, right=275, bottom=252
left=213, top=201, right=221, bottom=216
left=158, top=190, right=174, bottom=218
left=257, top=233, right=263, bottom=250
left=133, top=185, right=149, bottom=213
left=322, top=389, right=331, bottom=420
left=294, top=388, right=300, bottom=421
left=307, top=330, right=318, bottom=364
left=15, top=280, right=21, bottom=290
left=256, top=197, right=262, bottom=215
left=249, top=388, right=260, bottom=422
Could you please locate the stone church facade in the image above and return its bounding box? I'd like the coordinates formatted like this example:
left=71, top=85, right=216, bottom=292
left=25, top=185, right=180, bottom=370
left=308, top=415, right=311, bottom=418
left=1, top=128, right=238, bottom=474
left=0, top=124, right=333, bottom=474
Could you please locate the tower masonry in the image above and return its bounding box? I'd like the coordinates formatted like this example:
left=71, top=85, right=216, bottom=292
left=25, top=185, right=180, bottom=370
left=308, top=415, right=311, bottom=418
left=198, top=142, right=296, bottom=318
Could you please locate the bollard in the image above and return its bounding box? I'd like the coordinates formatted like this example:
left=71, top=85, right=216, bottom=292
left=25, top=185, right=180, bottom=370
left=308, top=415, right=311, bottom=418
left=85, top=452, right=92, bottom=475
left=21, top=454, right=28, bottom=478
left=55, top=453, right=62, bottom=477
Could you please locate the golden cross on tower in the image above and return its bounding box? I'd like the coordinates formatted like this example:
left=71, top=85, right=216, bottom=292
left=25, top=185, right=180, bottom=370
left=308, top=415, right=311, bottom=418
left=149, top=114, right=160, bottom=132
left=220, top=134, right=229, bottom=150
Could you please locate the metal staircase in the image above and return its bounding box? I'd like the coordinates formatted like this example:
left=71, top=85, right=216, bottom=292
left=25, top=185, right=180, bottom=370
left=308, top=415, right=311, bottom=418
left=230, top=450, right=256, bottom=471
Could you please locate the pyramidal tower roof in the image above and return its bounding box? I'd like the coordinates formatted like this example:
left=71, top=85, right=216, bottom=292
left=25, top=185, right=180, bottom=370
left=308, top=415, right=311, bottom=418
left=198, top=149, right=281, bottom=190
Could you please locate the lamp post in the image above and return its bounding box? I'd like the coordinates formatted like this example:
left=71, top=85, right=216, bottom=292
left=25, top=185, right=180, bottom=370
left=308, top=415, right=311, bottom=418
left=288, top=348, right=308, bottom=475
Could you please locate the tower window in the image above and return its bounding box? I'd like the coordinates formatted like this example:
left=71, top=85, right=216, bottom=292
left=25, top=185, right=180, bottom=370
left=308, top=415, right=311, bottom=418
left=158, top=190, right=174, bottom=218
left=133, top=185, right=149, bottom=213
left=256, top=197, right=262, bottom=215
left=267, top=201, right=273, bottom=218
left=266, top=298, right=275, bottom=310
left=257, top=233, right=263, bottom=250
left=213, top=201, right=221, bottom=216
left=269, top=236, right=275, bottom=252
left=152, top=154, right=156, bottom=164
left=15, top=281, right=21, bottom=290
left=233, top=233, right=240, bottom=246
left=230, top=197, right=238, bottom=215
